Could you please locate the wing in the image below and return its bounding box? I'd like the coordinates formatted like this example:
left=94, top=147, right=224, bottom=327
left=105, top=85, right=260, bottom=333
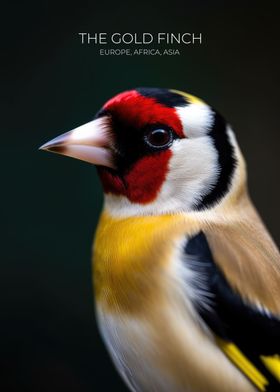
left=184, top=232, right=280, bottom=392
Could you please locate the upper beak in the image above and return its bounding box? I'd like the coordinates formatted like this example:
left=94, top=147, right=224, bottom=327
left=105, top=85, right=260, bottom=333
left=39, top=116, right=115, bottom=168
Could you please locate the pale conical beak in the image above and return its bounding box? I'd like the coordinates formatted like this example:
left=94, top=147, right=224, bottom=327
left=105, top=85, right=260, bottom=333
left=39, top=116, right=115, bottom=168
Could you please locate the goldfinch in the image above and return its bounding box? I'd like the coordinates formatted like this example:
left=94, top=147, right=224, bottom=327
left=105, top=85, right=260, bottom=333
left=40, top=88, right=280, bottom=392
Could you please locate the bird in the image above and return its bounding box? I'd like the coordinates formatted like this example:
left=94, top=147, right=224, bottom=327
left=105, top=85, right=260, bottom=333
left=40, top=88, right=280, bottom=392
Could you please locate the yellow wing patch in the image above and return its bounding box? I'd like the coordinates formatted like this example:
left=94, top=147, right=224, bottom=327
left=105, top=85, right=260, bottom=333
left=261, top=355, right=280, bottom=382
left=218, top=339, right=269, bottom=391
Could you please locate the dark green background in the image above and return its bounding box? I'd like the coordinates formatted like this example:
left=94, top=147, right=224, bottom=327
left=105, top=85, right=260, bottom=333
left=2, top=1, right=279, bottom=391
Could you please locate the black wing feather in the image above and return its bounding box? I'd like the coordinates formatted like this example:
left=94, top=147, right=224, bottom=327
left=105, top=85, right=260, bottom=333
left=184, top=232, right=280, bottom=391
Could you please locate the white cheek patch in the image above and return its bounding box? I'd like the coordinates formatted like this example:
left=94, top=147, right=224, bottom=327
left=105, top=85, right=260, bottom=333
left=103, top=102, right=220, bottom=217
left=104, top=135, right=219, bottom=217
left=165, top=137, right=219, bottom=209
left=175, top=103, right=214, bottom=138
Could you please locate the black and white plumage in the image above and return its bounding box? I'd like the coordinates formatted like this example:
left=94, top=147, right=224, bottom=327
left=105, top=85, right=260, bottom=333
left=40, top=88, right=280, bottom=392
left=185, top=232, right=280, bottom=391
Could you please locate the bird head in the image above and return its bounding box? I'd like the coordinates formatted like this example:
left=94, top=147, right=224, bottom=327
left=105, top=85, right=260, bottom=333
left=40, top=88, right=245, bottom=216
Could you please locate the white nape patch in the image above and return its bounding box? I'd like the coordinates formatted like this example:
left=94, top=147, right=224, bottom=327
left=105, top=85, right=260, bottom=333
left=104, top=135, right=219, bottom=218
left=175, top=103, right=214, bottom=138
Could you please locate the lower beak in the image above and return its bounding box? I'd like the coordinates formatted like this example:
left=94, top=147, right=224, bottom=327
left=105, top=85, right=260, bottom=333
left=39, top=116, right=115, bottom=168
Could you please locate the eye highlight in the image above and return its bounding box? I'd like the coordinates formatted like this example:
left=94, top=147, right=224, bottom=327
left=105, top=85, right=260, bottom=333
left=144, top=127, right=173, bottom=149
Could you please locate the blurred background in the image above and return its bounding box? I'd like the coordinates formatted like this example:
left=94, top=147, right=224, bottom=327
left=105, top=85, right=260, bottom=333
left=1, top=1, right=279, bottom=391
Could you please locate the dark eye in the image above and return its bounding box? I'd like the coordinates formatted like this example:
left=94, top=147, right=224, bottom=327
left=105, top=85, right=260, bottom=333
left=145, top=128, right=173, bottom=149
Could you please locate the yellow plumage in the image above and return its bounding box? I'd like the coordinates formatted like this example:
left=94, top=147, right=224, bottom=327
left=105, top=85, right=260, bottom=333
left=93, top=212, right=189, bottom=312
left=41, top=87, right=280, bottom=391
